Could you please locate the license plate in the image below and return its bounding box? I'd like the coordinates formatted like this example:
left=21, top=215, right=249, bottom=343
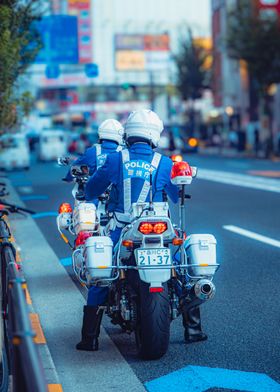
left=135, top=248, right=171, bottom=266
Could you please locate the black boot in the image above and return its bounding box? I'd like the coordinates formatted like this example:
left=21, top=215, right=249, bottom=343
left=76, top=305, right=104, bottom=351
left=183, top=306, right=207, bottom=344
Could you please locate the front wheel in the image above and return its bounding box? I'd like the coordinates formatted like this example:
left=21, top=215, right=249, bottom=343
left=136, top=282, right=170, bottom=360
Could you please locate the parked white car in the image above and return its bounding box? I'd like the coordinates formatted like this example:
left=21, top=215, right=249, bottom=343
left=0, top=134, right=30, bottom=170
left=38, top=129, right=68, bottom=161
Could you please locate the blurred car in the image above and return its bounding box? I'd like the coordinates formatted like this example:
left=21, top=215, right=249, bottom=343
left=158, top=126, right=199, bottom=154
left=38, top=129, right=67, bottom=161
left=0, top=134, right=30, bottom=170
left=181, top=135, right=199, bottom=153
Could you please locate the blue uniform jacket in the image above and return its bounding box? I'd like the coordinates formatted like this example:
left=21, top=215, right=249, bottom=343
left=85, top=143, right=179, bottom=211
left=65, top=140, right=119, bottom=182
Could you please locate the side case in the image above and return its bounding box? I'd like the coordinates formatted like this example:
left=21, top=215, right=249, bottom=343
left=184, top=234, right=217, bottom=277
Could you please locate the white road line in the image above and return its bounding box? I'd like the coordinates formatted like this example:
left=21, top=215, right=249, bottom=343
left=198, top=169, right=280, bottom=193
left=223, top=225, right=280, bottom=249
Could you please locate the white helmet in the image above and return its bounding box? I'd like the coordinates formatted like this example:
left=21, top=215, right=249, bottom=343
left=98, top=119, right=124, bottom=145
left=125, top=109, right=164, bottom=147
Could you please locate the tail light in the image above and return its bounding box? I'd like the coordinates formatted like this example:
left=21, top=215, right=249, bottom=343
left=171, top=161, right=193, bottom=185
left=149, top=287, right=164, bottom=293
left=138, top=222, right=154, bottom=235
left=153, top=222, right=167, bottom=234
left=138, top=222, right=167, bottom=235
left=59, top=203, right=72, bottom=214
left=75, top=231, right=92, bottom=247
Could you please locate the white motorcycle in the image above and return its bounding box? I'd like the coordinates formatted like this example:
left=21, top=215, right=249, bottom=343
left=80, top=159, right=220, bottom=359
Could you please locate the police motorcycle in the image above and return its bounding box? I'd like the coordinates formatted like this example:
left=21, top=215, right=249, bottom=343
left=56, top=157, right=111, bottom=284
left=83, top=158, right=220, bottom=360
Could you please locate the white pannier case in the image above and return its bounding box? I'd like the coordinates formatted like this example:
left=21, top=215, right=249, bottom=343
left=84, top=236, right=113, bottom=280
left=184, top=234, right=217, bottom=277
left=73, top=203, right=97, bottom=234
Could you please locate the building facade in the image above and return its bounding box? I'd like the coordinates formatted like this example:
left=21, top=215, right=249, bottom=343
left=211, top=0, right=280, bottom=149
left=211, top=0, right=249, bottom=127
left=32, top=0, right=211, bottom=123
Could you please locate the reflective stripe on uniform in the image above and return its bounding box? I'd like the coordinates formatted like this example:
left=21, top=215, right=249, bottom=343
left=122, top=149, right=131, bottom=213
left=122, top=150, right=161, bottom=213
left=137, top=152, right=161, bottom=204
left=95, top=144, right=102, bottom=169
left=95, top=144, right=101, bottom=157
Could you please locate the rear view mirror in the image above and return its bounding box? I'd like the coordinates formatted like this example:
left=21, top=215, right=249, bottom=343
left=191, top=166, right=198, bottom=178
left=58, top=156, right=71, bottom=166
left=80, top=165, right=89, bottom=175
left=71, top=165, right=89, bottom=177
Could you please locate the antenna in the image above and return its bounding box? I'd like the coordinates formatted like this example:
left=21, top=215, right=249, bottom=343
left=149, top=166, right=153, bottom=211
left=149, top=139, right=154, bottom=211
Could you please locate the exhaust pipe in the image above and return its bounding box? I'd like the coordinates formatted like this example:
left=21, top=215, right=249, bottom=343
left=194, top=279, right=216, bottom=301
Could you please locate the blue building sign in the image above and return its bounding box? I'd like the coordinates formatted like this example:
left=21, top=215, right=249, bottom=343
left=45, top=65, right=60, bottom=79
left=35, top=16, right=79, bottom=64
left=85, top=63, right=99, bottom=78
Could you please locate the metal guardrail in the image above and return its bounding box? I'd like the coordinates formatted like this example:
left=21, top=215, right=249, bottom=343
left=0, top=217, right=47, bottom=392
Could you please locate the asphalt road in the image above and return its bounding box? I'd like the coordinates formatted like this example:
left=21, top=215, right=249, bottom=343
left=7, top=154, right=280, bottom=391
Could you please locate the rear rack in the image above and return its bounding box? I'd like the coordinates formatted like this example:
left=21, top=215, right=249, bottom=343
left=87, top=263, right=221, bottom=285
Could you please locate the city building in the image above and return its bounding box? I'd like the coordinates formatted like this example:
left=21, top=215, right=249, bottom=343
left=211, top=0, right=249, bottom=130
left=31, top=0, right=211, bottom=124
left=211, top=0, right=280, bottom=149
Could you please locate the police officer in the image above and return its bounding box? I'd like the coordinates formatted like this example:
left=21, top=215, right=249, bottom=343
left=67, top=119, right=124, bottom=352
left=65, top=119, right=124, bottom=182
left=76, top=110, right=206, bottom=351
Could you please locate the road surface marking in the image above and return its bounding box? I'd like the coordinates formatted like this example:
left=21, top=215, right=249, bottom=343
left=21, top=194, right=49, bottom=201
left=48, top=385, right=63, bottom=392
left=198, top=169, right=280, bottom=193
left=223, top=225, right=280, bottom=248
left=60, top=257, right=72, bottom=266
left=30, top=313, right=46, bottom=344
left=145, top=365, right=280, bottom=392
left=16, top=186, right=33, bottom=194
left=16, top=251, right=21, bottom=262
left=32, top=211, right=57, bottom=219
left=25, top=287, right=32, bottom=305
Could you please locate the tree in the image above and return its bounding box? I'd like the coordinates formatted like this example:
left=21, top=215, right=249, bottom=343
left=174, top=29, right=210, bottom=132
left=226, top=2, right=280, bottom=154
left=0, top=0, right=42, bottom=134
left=175, top=29, right=210, bottom=101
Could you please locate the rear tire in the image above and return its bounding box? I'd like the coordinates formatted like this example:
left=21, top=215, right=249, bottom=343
left=136, top=282, right=170, bottom=360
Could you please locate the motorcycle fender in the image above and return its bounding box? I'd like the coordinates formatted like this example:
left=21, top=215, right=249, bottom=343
left=138, top=269, right=171, bottom=285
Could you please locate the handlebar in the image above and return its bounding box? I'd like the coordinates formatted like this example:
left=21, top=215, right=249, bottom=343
left=57, top=156, right=72, bottom=166
left=0, top=185, right=9, bottom=197
left=98, top=192, right=110, bottom=202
